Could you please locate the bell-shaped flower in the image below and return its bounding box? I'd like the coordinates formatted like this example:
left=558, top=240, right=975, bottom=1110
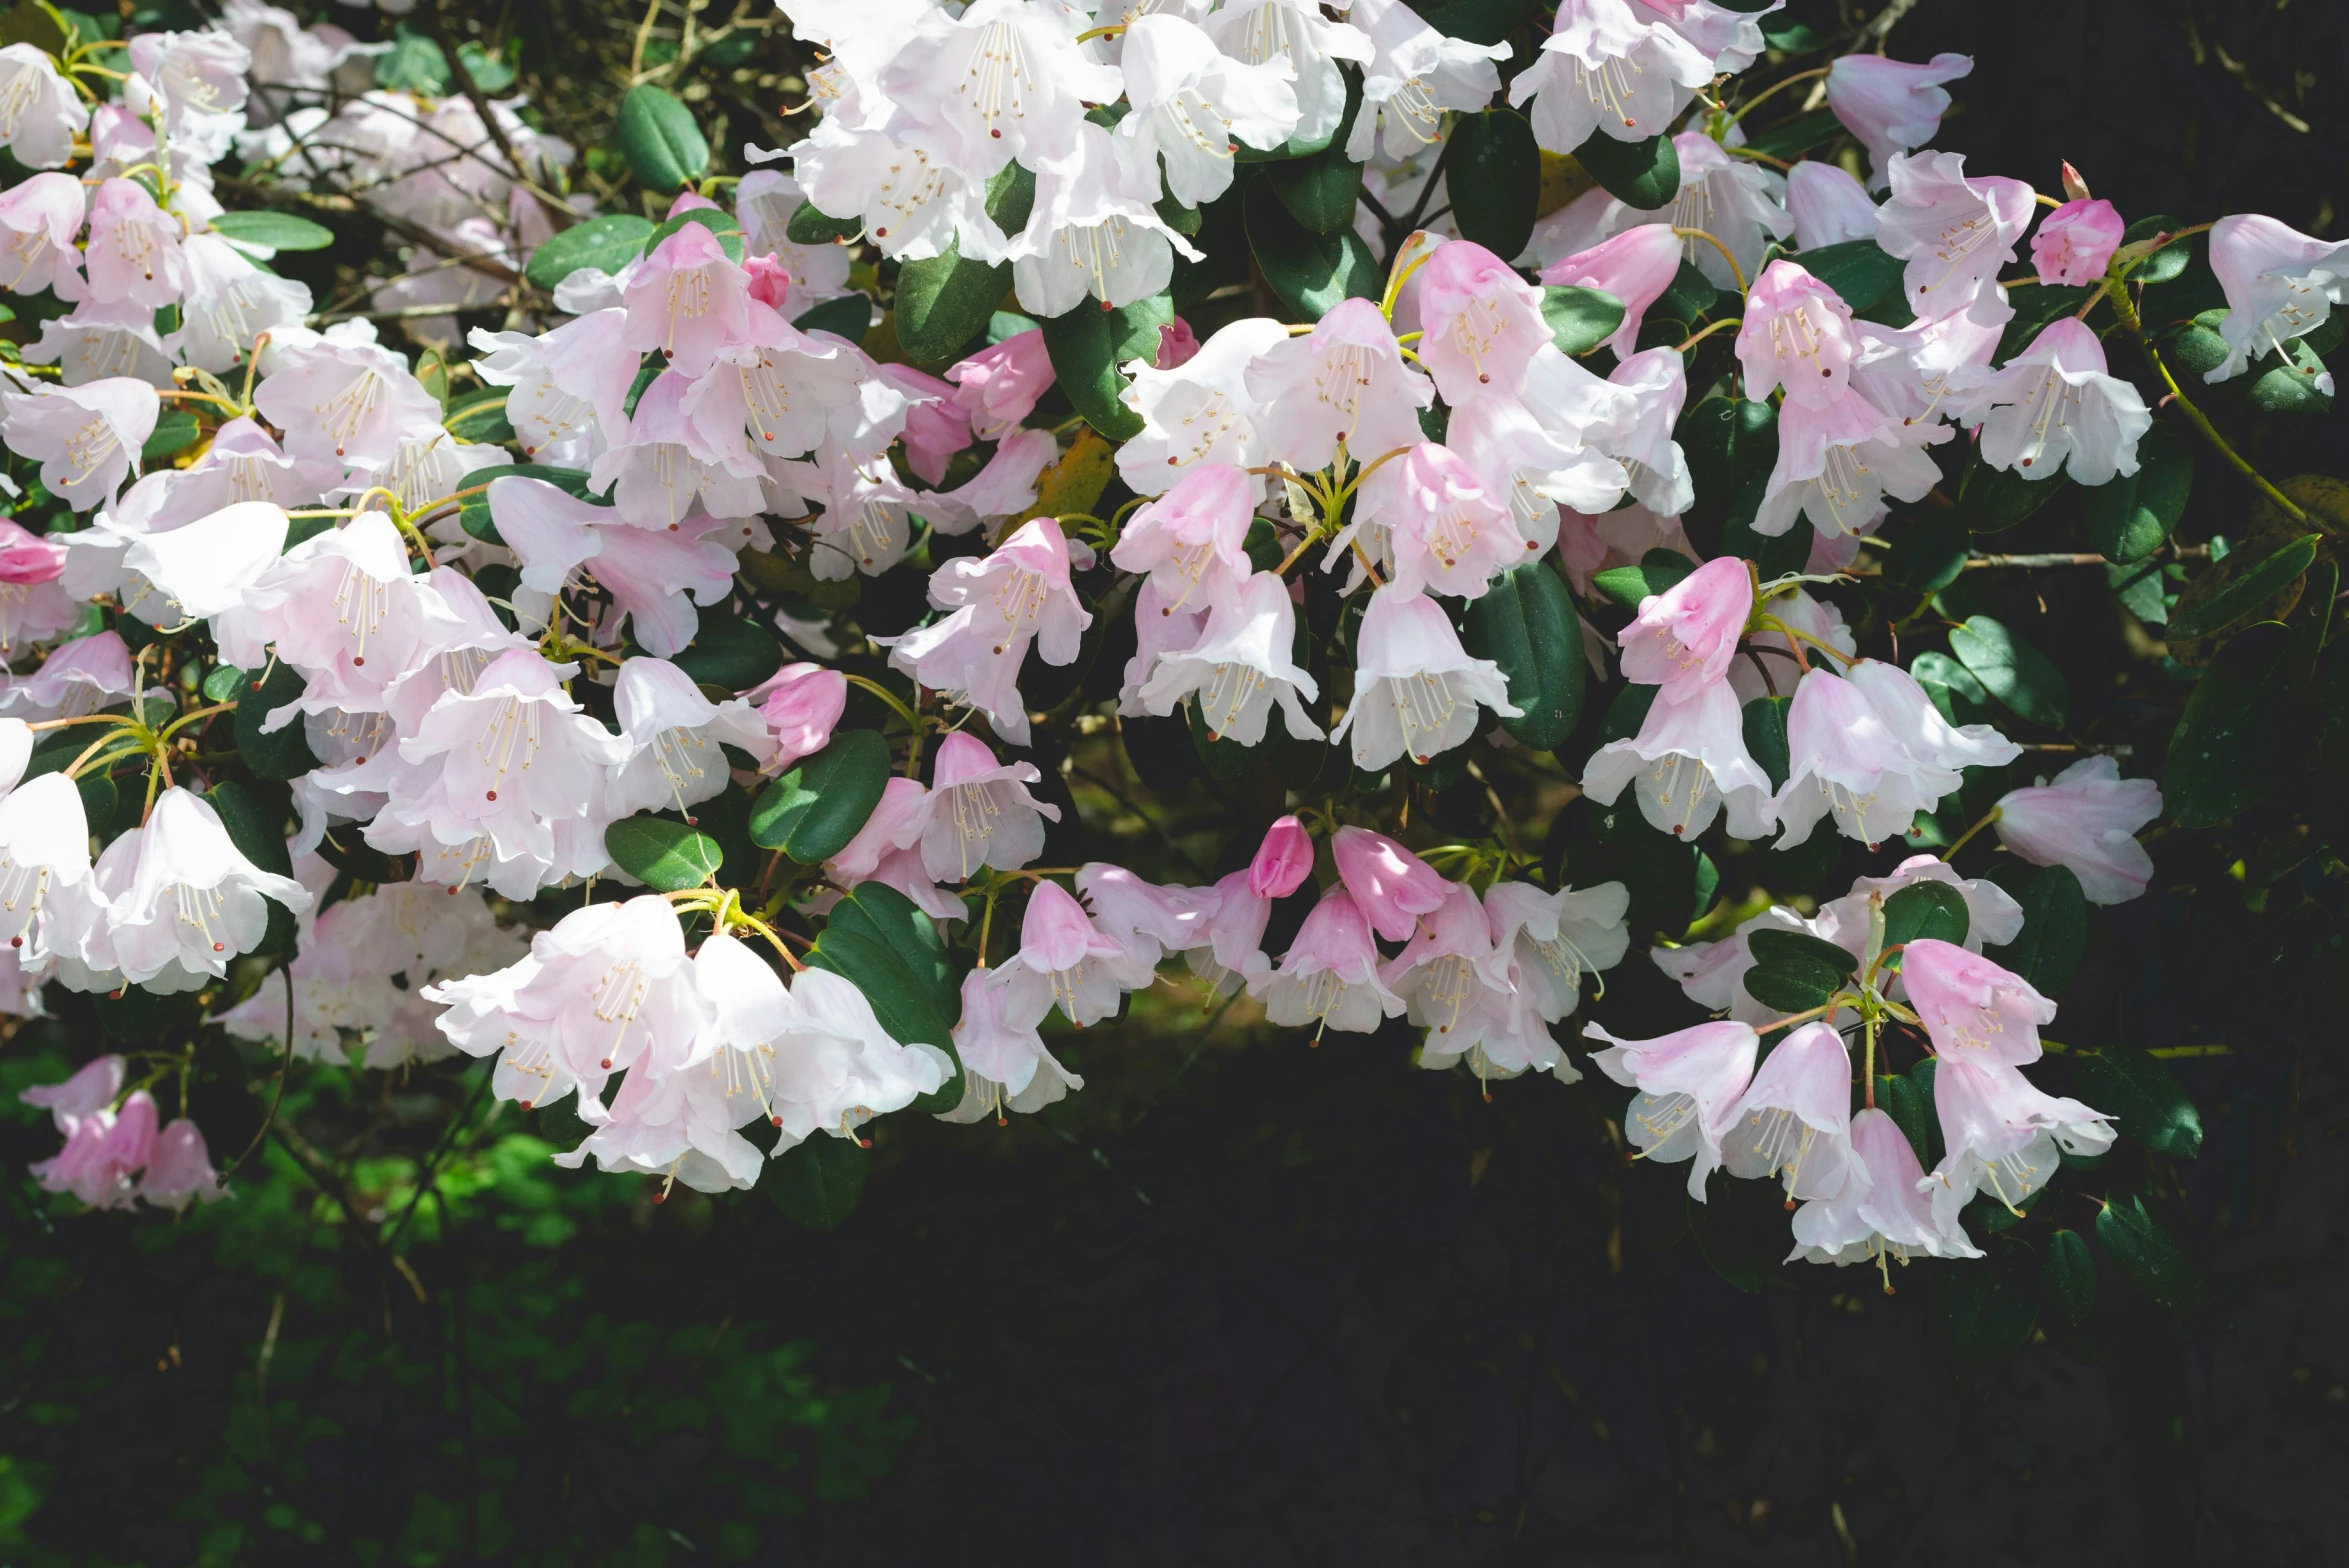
left=31, top=1087, right=157, bottom=1209
left=20, top=1054, right=120, bottom=1132
left=0, top=519, right=75, bottom=656
left=1849, top=308, right=2005, bottom=431
left=1786, top=160, right=1879, bottom=250
left=1381, top=879, right=1513, bottom=1044
left=881, top=514, right=1091, bottom=745
left=1416, top=240, right=1553, bottom=402
left=608, top=657, right=775, bottom=820
left=591, top=371, right=769, bottom=528
left=766, top=966, right=955, bottom=1147
left=2031, top=197, right=2124, bottom=287
left=1845, top=655, right=2019, bottom=782
left=1185, top=816, right=1314, bottom=992
left=470, top=307, right=638, bottom=467
left=554, top=1050, right=768, bottom=1194
left=173, top=231, right=314, bottom=373
left=1443, top=386, right=1630, bottom=555
left=919, top=730, right=1060, bottom=883
left=991, top=878, right=1132, bottom=1030
left=1115, top=315, right=1289, bottom=496
left=1537, top=222, right=1683, bottom=360
left=1790, top=1107, right=1980, bottom=1269
left=1342, top=441, right=1525, bottom=599
left=1345, top=0, right=1508, bottom=161
left=1719, top=1021, right=1854, bottom=1202
left=948, top=329, right=1056, bottom=440
left=1484, top=878, right=1629, bottom=1021
left=1509, top=0, right=1713, bottom=151
left=1901, top=938, right=2056, bottom=1068
left=1923, top=1054, right=2110, bottom=1229
left=101, top=787, right=313, bottom=993
left=1136, top=569, right=1324, bottom=745
left=1773, top=665, right=1937, bottom=851
left=1583, top=679, right=1777, bottom=840
left=254, top=330, right=444, bottom=471
left=1012, top=123, right=1203, bottom=316
left=939, top=966, right=1083, bottom=1123
left=1952, top=316, right=2151, bottom=486
left=1874, top=150, right=2034, bottom=325
left=120, top=499, right=288, bottom=638
left=127, top=28, right=251, bottom=132
left=1244, top=296, right=1432, bottom=474
left=82, top=178, right=187, bottom=311
left=488, top=476, right=737, bottom=658
left=681, top=304, right=872, bottom=467
left=1330, top=824, right=1446, bottom=942
left=1993, top=755, right=2160, bottom=905
left=139, top=1118, right=224, bottom=1210
left=0, top=171, right=89, bottom=300
left=0, top=377, right=158, bottom=511
left=1333, top=585, right=1519, bottom=770
left=823, top=774, right=968, bottom=926
left=225, top=512, right=454, bottom=701
left=1076, top=862, right=1217, bottom=985
left=1812, top=855, right=2023, bottom=957
left=0, top=772, right=92, bottom=954
left=788, top=120, right=1000, bottom=263
left=1617, top=554, right=1752, bottom=703
left=1248, top=883, right=1407, bottom=1039
left=0, top=630, right=134, bottom=720
left=1753, top=389, right=1942, bottom=541
left=1203, top=0, right=1372, bottom=147
left=1824, top=51, right=1972, bottom=188
left=753, top=664, right=847, bottom=772
left=22, top=295, right=171, bottom=388
left=1116, top=572, right=1212, bottom=716
left=1110, top=460, right=1259, bottom=616
left=1586, top=1017, right=1759, bottom=1198
left=877, top=0, right=1122, bottom=177
left=1598, top=344, right=1695, bottom=515
left=0, top=44, right=89, bottom=169
left=619, top=221, right=752, bottom=379
left=1118, top=14, right=1300, bottom=206
left=2205, top=213, right=2349, bottom=382
left=1737, top=258, right=1866, bottom=410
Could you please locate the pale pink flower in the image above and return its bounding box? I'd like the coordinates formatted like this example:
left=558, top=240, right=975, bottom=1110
left=621, top=222, right=752, bottom=379
left=920, top=730, right=1060, bottom=883
left=948, top=329, right=1056, bottom=439
left=229, top=513, right=458, bottom=705
left=1812, top=855, right=2024, bottom=956
left=2030, top=197, right=2123, bottom=287
left=763, top=966, right=954, bottom=1147
left=1186, top=818, right=1313, bottom=994
left=681, top=304, right=872, bottom=467
left=1538, top=222, right=1683, bottom=360
left=1245, top=296, right=1433, bottom=473
left=608, top=657, right=776, bottom=820
left=488, top=476, right=737, bottom=658
left=32, top=1088, right=157, bottom=1208
left=1599, top=345, right=1694, bottom=515
left=1342, top=441, right=1525, bottom=599
left=1993, top=755, right=2161, bottom=905
left=255, top=332, right=443, bottom=471
left=1775, top=666, right=1938, bottom=850
left=0, top=45, right=89, bottom=169
left=877, top=0, right=1122, bottom=178
left=0, top=171, right=87, bottom=300
left=1901, top=938, right=2056, bottom=1068
left=1785, top=161, right=1879, bottom=251
left=881, top=515, right=1092, bottom=746
left=1254, top=816, right=1317, bottom=898
left=1850, top=308, right=2006, bottom=431
left=1586, top=1017, right=1759, bottom=1197
left=1790, top=1107, right=1980, bottom=1267
left=1117, top=12, right=1302, bottom=205
left=1753, top=389, right=1942, bottom=541
left=589, top=371, right=770, bottom=528
left=1110, top=460, right=1258, bottom=617
left=939, top=966, right=1081, bottom=1123
left=1114, top=316, right=1289, bottom=497
left=1484, top=878, right=1629, bottom=1020
left=1737, top=258, right=1865, bottom=411
left=1874, top=150, right=2034, bottom=324
left=1346, top=0, right=1509, bottom=161
left=1952, top=316, right=2151, bottom=486
left=1444, top=378, right=1633, bottom=553
left=1583, top=678, right=1777, bottom=840
left=0, top=630, right=134, bottom=720
left=174, top=231, right=313, bottom=373
left=1617, top=554, right=1752, bottom=703
left=877, top=361, right=973, bottom=486
left=1924, top=1053, right=2110, bottom=1228
left=1333, top=585, right=1519, bottom=770
left=1824, top=51, right=1973, bottom=189
left=2205, top=213, right=2349, bottom=383
left=753, top=664, right=848, bottom=771
left=139, top=1119, right=224, bottom=1210
left=1508, top=0, right=1714, bottom=151
left=1381, top=879, right=1512, bottom=1044
left=82, top=178, right=186, bottom=311
left=0, top=378, right=158, bottom=511
left=0, top=773, right=93, bottom=953
left=21, top=1054, right=122, bottom=1129
left=469, top=308, right=639, bottom=467
left=1331, top=824, right=1448, bottom=942
left=1720, top=1021, right=1854, bottom=1201
left=1247, top=883, right=1407, bottom=1039
left=989, top=879, right=1130, bottom=1030
left=1157, top=318, right=1200, bottom=368
left=1416, top=241, right=1553, bottom=402
left=1076, top=862, right=1217, bottom=985
left=101, top=787, right=315, bottom=993
left=824, top=774, right=966, bottom=926
left=1134, top=570, right=1324, bottom=745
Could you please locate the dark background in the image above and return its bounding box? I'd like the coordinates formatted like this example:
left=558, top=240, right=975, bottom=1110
left=3, top=2, right=2347, bottom=1564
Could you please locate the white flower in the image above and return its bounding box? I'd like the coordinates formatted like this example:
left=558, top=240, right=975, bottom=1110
left=0, top=44, right=92, bottom=170
left=1118, top=14, right=1300, bottom=206
left=1202, top=0, right=1372, bottom=147
left=253, top=331, right=444, bottom=472
left=22, top=298, right=174, bottom=388
left=1115, top=315, right=1289, bottom=496
left=1345, top=0, right=1508, bottom=162
left=120, top=499, right=288, bottom=634
left=0, top=378, right=159, bottom=512
left=1136, top=569, right=1325, bottom=746
left=94, top=788, right=313, bottom=995
left=1508, top=0, right=1714, bottom=152
left=1331, top=585, right=1518, bottom=770
left=875, top=0, right=1123, bottom=179
left=2206, top=213, right=2349, bottom=383
left=607, top=656, right=776, bottom=820
left=1010, top=122, right=1200, bottom=318
left=172, top=232, right=315, bottom=373
left=1950, top=317, right=2152, bottom=486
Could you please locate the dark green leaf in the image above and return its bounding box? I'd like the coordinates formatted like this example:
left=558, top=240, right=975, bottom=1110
left=749, top=729, right=890, bottom=864
left=1463, top=560, right=1584, bottom=749
left=672, top=613, right=783, bottom=693
left=1688, top=1168, right=1792, bottom=1293
left=1740, top=108, right=1842, bottom=162
left=2246, top=340, right=2333, bottom=415
left=523, top=213, right=655, bottom=291
left=1414, top=0, right=1540, bottom=44
left=1741, top=695, right=1791, bottom=791
left=236, top=661, right=319, bottom=782
left=1573, top=131, right=1679, bottom=210
left=1445, top=110, right=1539, bottom=259
left=1911, top=650, right=1992, bottom=727
left=2076, top=1045, right=2202, bottom=1159
left=1878, top=504, right=1969, bottom=595
left=785, top=199, right=863, bottom=246
left=804, top=880, right=963, bottom=1100
left=604, top=815, right=724, bottom=891
left=1540, top=284, right=1626, bottom=357
left=1877, top=1072, right=1932, bottom=1167
left=765, top=1135, right=869, bottom=1230
left=2115, top=215, right=2189, bottom=285
left=444, top=386, right=515, bottom=444
left=1984, top=862, right=2088, bottom=995
left=1677, top=395, right=1774, bottom=547
left=1794, top=238, right=1903, bottom=313
left=616, top=83, right=709, bottom=192
left=2043, top=1229, right=2097, bottom=1325
left=454, top=40, right=515, bottom=92
left=141, top=408, right=199, bottom=462
left=792, top=293, right=873, bottom=342
left=2163, top=533, right=2320, bottom=642
left=1882, top=880, right=1969, bottom=953
left=2164, top=620, right=2289, bottom=827
left=201, top=664, right=243, bottom=703
left=1935, top=1244, right=2039, bottom=1360
left=1743, top=927, right=1857, bottom=1012
left=0, top=0, right=69, bottom=56
left=1245, top=179, right=1381, bottom=321
left=1040, top=294, right=1173, bottom=441
left=2082, top=422, right=2192, bottom=564
left=205, top=779, right=296, bottom=880
left=1957, top=446, right=2067, bottom=534
left=2095, top=1195, right=2204, bottom=1312
left=894, top=243, right=1009, bottom=365
left=208, top=210, right=335, bottom=252
left=1949, top=615, right=2067, bottom=729
left=1266, top=131, right=1366, bottom=237
left=1590, top=549, right=1695, bottom=610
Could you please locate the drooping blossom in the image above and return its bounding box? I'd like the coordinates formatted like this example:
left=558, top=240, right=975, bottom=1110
left=1109, top=460, right=1258, bottom=618
left=2204, top=213, right=2349, bottom=383
left=919, top=730, right=1060, bottom=883
left=1202, top=0, right=1373, bottom=149
left=1737, top=259, right=1866, bottom=410
left=1114, top=315, right=1289, bottom=496
left=1135, top=569, right=1324, bottom=745
left=1923, top=1053, right=2111, bottom=1230
left=1951, top=316, right=2151, bottom=485
left=0, top=378, right=160, bottom=511
left=989, top=879, right=1131, bottom=1030
left=1538, top=223, right=1683, bottom=361
left=1344, top=0, right=1509, bottom=163
left=1248, top=883, right=1407, bottom=1040
left=1116, top=14, right=1301, bottom=206
left=1330, top=825, right=1448, bottom=943
left=1719, top=1021, right=1853, bottom=1202
left=947, top=329, right=1056, bottom=439
left=1509, top=0, right=1714, bottom=152
left=883, top=516, right=1093, bottom=746
left=1415, top=240, right=1555, bottom=402
left=0, top=44, right=91, bottom=169
left=1785, top=160, right=1879, bottom=250
left=1332, top=585, right=1519, bottom=770
left=1823, top=51, right=1972, bottom=189
left=940, top=966, right=1082, bottom=1123
left=1244, top=297, right=1432, bottom=473
left=1339, top=441, right=1524, bottom=599
left=1992, top=755, right=2162, bottom=905
left=1790, top=1108, right=1980, bottom=1272
left=1582, top=680, right=1777, bottom=840
left=2030, top=197, right=2124, bottom=287
left=83, top=787, right=315, bottom=994
left=1874, top=150, right=2034, bottom=325
left=1616, top=554, right=1752, bottom=704
left=1009, top=121, right=1200, bottom=318
left=1585, top=1018, right=1759, bottom=1198
left=1188, top=815, right=1315, bottom=994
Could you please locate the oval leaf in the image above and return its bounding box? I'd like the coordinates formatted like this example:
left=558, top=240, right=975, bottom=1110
left=2043, top=1229, right=2097, bottom=1326
left=2095, top=1195, right=2205, bottom=1313
left=1463, top=560, right=1584, bottom=749
left=1245, top=179, right=1381, bottom=321
left=1949, top=615, right=2068, bottom=729
left=209, top=210, right=336, bottom=251
left=617, top=83, right=709, bottom=192
left=1540, top=284, right=1626, bottom=357
left=786, top=199, right=863, bottom=246
left=1882, top=880, right=1969, bottom=953
left=2164, top=620, right=2290, bottom=827
left=672, top=613, right=784, bottom=693
left=1040, top=294, right=1172, bottom=442
left=2082, top=421, right=2193, bottom=564
left=523, top=213, right=655, bottom=291
left=236, top=661, right=320, bottom=782
left=765, top=1135, right=870, bottom=1230
left=605, top=815, right=724, bottom=891
left=1447, top=110, right=1539, bottom=260
left=1984, top=861, right=2088, bottom=995
left=2164, top=533, right=2320, bottom=643
left=1792, top=238, right=1904, bottom=313
left=2075, top=1045, right=2203, bottom=1159
left=1957, top=446, right=2068, bottom=534
left=895, top=244, right=1010, bottom=365
left=1572, top=131, right=1680, bottom=210
left=1590, top=548, right=1694, bottom=610
left=748, top=729, right=890, bottom=864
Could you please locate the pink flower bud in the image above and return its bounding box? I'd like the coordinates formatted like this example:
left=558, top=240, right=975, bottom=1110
left=139, top=1118, right=223, bottom=1210
left=754, top=663, right=847, bottom=771
left=1250, top=815, right=1315, bottom=899
left=1156, top=317, right=1200, bottom=369
left=743, top=251, right=792, bottom=312
left=1331, top=826, right=1447, bottom=942
left=2030, top=197, right=2124, bottom=287
left=0, top=519, right=66, bottom=585
left=666, top=191, right=722, bottom=217
left=946, top=329, right=1056, bottom=439
left=1617, top=554, right=1752, bottom=702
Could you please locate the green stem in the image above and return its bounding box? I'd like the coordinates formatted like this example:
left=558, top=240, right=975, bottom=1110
left=1938, top=804, right=2002, bottom=863
left=2107, top=282, right=2310, bottom=526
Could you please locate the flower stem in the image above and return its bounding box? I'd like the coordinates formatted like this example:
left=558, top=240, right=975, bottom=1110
left=1938, top=804, right=2002, bottom=862
left=1671, top=227, right=1748, bottom=293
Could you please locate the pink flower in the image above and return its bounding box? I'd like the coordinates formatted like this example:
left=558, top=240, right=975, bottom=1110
left=1244, top=296, right=1432, bottom=472
left=1133, top=570, right=1324, bottom=745
left=1333, top=586, right=1519, bottom=771
left=946, top=329, right=1056, bottom=440
left=1737, top=259, right=1866, bottom=410
left=2031, top=197, right=2124, bottom=287
left=1754, top=390, right=1941, bottom=541
left=1345, top=442, right=1525, bottom=600
left=1076, top=863, right=1217, bottom=983
left=1252, top=816, right=1316, bottom=898
left=1508, top=0, right=1714, bottom=153
left=1951, top=316, right=2151, bottom=486
left=0, top=45, right=89, bottom=170
left=1247, top=884, right=1406, bottom=1040
left=0, top=171, right=88, bottom=301
left=1599, top=346, right=1694, bottom=515
left=22, top=1054, right=124, bottom=1130
left=140, top=1118, right=224, bottom=1210
left=1874, top=150, right=2035, bottom=324
left=1415, top=241, right=1554, bottom=403
left=1331, top=825, right=1447, bottom=943
left=32, top=1087, right=157, bottom=1208
left=620, top=221, right=752, bottom=379
left=876, top=361, right=972, bottom=486
left=2204, top=213, right=2349, bottom=383
left=589, top=371, right=769, bottom=527
left=824, top=775, right=967, bottom=927
left=1924, top=1054, right=2110, bottom=1228
left=0, top=519, right=65, bottom=585
left=1380, top=880, right=1512, bottom=1044
left=1812, top=854, right=2023, bottom=955
left=0, top=378, right=159, bottom=511
left=681, top=305, right=869, bottom=467
left=920, top=730, right=1061, bottom=883
left=1156, top=317, right=1200, bottom=368
left=489, top=476, right=737, bottom=658
left=1585, top=1018, right=1759, bottom=1198
left=990, top=880, right=1130, bottom=1029
left=1720, top=1021, right=1855, bottom=1201
left=1790, top=1107, right=1980, bottom=1268
left=1774, top=666, right=1937, bottom=851
left=1538, top=222, right=1682, bottom=361
left=754, top=664, right=848, bottom=771
left=1583, top=679, right=1777, bottom=840
left=1993, top=755, right=2161, bottom=905
left=1785, top=161, right=1879, bottom=251
left=742, top=251, right=793, bottom=312
left=82, top=178, right=186, bottom=310
left=1902, top=938, right=2056, bottom=1067
left=1109, top=461, right=1257, bottom=616
left=470, top=307, right=640, bottom=467
left=255, top=333, right=443, bottom=471
left=881, top=515, right=1092, bottom=746
left=1824, top=51, right=1973, bottom=189
left=940, top=967, right=1081, bottom=1123
left=1617, top=554, right=1752, bottom=703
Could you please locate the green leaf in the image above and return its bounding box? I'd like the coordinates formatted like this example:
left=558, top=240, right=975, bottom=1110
left=749, top=729, right=890, bottom=864
left=373, top=25, right=450, bottom=94
left=2082, top=421, right=2193, bottom=564
left=1794, top=238, right=1904, bottom=313
left=1677, top=395, right=1775, bottom=536
left=1741, top=695, right=1791, bottom=791
left=201, top=664, right=244, bottom=703
left=616, top=84, right=709, bottom=192
left=208, top=210, right=335, bottom=252
left=1463, top=560, right=1584, bottom=750
left=455, top=40, right=516, bottom=92
left=2164, top=620, right=2290, bottom=827
left=1876, top=1071, right=1932, bottom=1167
left=460, top=465, right=596, bottom=545
left=2246, top=339, right=2333, bottom=415
left=672, top=613, right=783, bottom=693
left=0, top=0, right=70, bottom=57
left=1445, top=110, right=1539, bottom=259
left=792, top=293, right=873, bottom=342
left=2163, top=533, right=2320, bottom=642
left=604, top=815, right=724, bottom=891
left=1649, top=259, right=1718, bottom=328
left=765, top=1135, right=869, bottom=1230
left=2076, top=1045, right=2203, bottom=1159
left=1572, top=131, right=1679, bottom=210
left=204, top=779, right=296, bottom=880
left=1739, top=108, right=1842, bottom=162
left=1934, top=1244, right=2039, bottom=1361
left=1245, top=179, right=1380, bottom=321
left=1949, top=615, right=2067, bottom=729
left=1414, top=0, right=1540, bottom=44
left=1911, top=650, right=1993, bottom=727
left=1743, top=928, right=1857, bottom=1012
left=1590, top=548, right=1695, bottom=610
left=1881, top=880, right=1970, bottom=953
left=785, top=199, right=863, bottom=246
left=522, top=213, right=655, bottom=291
left=444, top=386, right=516, bottom=444
left=2043, top=1229, right=2097, bottom=1326
left=1688, top=1168, right=1793, bottom=1293
left=1040, top=294, right=1172, bottom=442
left=644, top=207, right=745, bottom=264
left=1540, top=284, right=1626, bottom=357
left=805, top=880, right=962, bottom=1068
left=141, top=408, right=200, bottom=462
left=2095, top=1195, right=2204, bottom=1312
left=1266, top=124, right=1366, bottom=237
left=1957, top=446, right=2067, bottom=534
left=894, top=243, right=1009, bottom=365
left=2115, top=215, right=2190, bottom=285
left=236, top=661, right=320, bottom=782
left=1984, top=862, right=2089, bottom=995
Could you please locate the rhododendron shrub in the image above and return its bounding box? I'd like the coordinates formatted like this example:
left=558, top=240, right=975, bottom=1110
left=0, top=0, right=2335, bottom=1390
